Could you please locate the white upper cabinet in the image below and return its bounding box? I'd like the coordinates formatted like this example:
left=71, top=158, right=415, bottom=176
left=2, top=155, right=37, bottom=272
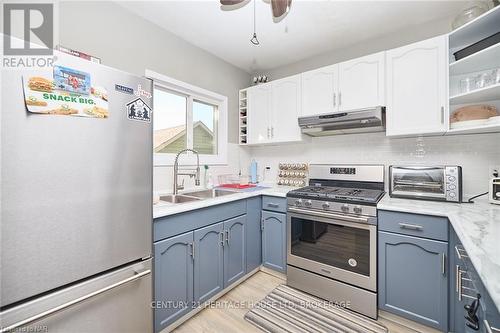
left=271, top=75, right=302, bottom=143
left=386, top=35, right=448, bottom=137
left=247, top=84, right=272, bottom=144
left=301, top=64, right=339, bottom=116
left=247, top=75, right=303, bottom=145
left=338, top=51, right=386, bottom=111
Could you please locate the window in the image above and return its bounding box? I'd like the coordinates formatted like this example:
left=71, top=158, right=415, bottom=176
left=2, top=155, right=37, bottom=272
left=147, top=70, right=228, bottom=166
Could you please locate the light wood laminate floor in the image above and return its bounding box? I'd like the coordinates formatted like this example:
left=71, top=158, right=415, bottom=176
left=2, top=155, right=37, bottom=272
left=172, top=271, right=440, bottom=333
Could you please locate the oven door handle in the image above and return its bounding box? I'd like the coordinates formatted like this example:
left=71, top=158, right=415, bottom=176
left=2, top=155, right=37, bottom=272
left=287, top=207, right=370, bottom=224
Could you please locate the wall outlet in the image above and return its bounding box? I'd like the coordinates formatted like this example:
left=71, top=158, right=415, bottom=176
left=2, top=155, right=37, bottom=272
left=489, top=165, right=500, bottom=178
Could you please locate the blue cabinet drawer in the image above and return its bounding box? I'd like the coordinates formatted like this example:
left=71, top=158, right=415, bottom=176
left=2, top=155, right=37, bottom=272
left=378, top=210, right=448, bottom=241
left=262, top=196, right=287, bottom=213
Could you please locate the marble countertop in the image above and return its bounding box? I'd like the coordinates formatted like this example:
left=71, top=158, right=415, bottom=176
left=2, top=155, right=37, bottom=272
left=153, top=185, right=292, bottom=219
left=378, top=195, right=500, bottom=312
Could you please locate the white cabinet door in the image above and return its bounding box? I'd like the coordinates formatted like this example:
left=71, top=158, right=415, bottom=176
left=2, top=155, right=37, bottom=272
left=301, top=64, right=339, bottom=116
left=271, top=75, right=302, bottom=143
left=386, top=35, right=448, bottom=137
left=247, top=84, right=271, bottom=144
left=338, top=51, right=385, bottom=111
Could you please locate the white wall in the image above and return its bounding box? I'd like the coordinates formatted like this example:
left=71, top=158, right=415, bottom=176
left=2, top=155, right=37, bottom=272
left=259, top=17, right=452, bottom=80
left=245, top=132, right=500, bottom=198
left=58, top=1, right=251, bottom=193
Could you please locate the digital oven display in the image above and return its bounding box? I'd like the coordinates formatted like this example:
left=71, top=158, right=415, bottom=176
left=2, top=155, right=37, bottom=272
left=330, top=167, right=356, bottom=175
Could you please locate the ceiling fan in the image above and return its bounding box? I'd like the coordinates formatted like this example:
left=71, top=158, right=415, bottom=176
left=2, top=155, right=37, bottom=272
left=220, top=0, right=292, bottom=23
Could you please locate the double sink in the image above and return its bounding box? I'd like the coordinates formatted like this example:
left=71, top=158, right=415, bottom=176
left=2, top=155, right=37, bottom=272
left=159, top=188, right=236, bottom=204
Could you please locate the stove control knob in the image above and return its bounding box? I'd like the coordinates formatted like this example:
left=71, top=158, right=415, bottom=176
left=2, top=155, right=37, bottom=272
left=353, top=206, right=362, bottom=214
left=341, top=204, right=349, bottom=212
left=322, top=202, right=330, bottom=210
left=294, top=199, right=302, bottom=207
left=305, top=200, right=312, bottom=207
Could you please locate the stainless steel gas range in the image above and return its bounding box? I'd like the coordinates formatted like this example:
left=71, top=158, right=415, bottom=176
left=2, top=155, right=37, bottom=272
left=286, top=164, right=385, bottom=319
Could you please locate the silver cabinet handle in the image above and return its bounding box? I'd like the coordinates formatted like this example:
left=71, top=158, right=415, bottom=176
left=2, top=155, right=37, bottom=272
left=484, top=320, right=500, bottom=333
left=267, top=203, right=280, bottom=208
left=225, top=229, right=230, bottom=245
left=267, top=127, right=270, bottom=138
left=261, top=218, right=265, bottom=231
left=398, top=223, right=423, bottom=231
left=333, top=92, right=336, bottom=107
left=441, top=106, right=445, bottom=124
left=219, top=231, right=225, bottom=247
left=271, top=126, right=274, bottom=138
left=339, top=91, right=342, bottom=106
left=190, top=242, right=195, bottom=259
left=1, top=269, right=151, bottom=333
left=441, top=253, right=446, bottom=275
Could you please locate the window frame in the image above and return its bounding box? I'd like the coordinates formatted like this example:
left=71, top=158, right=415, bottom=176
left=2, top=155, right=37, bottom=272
left=146, top=69, right=228, bottom=166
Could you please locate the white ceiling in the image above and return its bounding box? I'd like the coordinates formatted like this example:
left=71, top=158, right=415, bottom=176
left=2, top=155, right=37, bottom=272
left=119, top=0, right=467, bottom=73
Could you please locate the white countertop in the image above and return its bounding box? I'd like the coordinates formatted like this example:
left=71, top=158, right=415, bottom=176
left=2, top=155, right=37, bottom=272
left=153, top=188, right=500, bottom=312
left=153, top=185, right=292, bottom=219
left=378, top=195, right=500, bottom=312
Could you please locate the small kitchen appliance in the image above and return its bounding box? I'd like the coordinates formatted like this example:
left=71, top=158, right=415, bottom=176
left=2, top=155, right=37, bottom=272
left=286, top=164, right=385, bottom=319
left=389, top=165, right=462, bottom=202
left=490, top=178, right=500, bottom=205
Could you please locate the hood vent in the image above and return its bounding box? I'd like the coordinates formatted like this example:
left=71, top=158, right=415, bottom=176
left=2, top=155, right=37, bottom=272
left=298, top=106, right=386, bottom=136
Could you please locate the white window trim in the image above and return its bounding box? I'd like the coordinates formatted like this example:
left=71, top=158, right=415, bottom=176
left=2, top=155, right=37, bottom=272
left=146, top=69, right=228, bottom=166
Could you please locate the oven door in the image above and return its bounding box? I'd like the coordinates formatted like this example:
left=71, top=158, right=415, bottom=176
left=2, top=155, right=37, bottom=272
left=390, top=166, right=446, bottom=200
left=287, top=208, right=377, bottom=292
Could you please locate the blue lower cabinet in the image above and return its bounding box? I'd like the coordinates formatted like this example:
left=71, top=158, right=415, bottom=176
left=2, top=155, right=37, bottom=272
left=246, top=197, right=262, bottom=273
left=223, top=215, right=246, bottom=287
left=262, top=211, right=286, bottom=273
left=193, top=222, right=224, bottom=305
left=378, top=231, right=448, bottom=332
left=154, top=231, right=194, bottom=333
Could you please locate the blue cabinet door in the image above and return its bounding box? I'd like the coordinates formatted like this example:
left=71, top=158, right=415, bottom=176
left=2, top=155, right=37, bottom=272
left=193, top=222, right=224, bottom=305
left=246, top=197, right=262, bottom=273
left=262, top=211, right=286, bottom=273
left=223, top=215, right=246, bottom=287
left=154, top=231, right=194, bottom=333
left=379, top=231, right=448, bottom=331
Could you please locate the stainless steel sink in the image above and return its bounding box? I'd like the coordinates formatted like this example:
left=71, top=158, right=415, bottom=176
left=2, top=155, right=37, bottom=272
left=182, top=188, right=235, bottom=199
left=159, top=194, right=201, bottom=204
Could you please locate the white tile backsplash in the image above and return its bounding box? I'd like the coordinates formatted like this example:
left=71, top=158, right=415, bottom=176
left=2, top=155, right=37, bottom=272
left=246, top=132, right=500, bottom=198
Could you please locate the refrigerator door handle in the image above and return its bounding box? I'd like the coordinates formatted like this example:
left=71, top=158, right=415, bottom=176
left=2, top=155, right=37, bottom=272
left=1, top=269, right=151, bottom=333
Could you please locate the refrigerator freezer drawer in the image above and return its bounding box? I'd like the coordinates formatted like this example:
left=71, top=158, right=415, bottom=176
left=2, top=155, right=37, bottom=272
left=0, top=260, right=152, bottom=333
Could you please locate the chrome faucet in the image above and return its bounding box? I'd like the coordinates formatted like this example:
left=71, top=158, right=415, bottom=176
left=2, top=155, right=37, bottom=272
left=173, top=149, right=200, bottom=195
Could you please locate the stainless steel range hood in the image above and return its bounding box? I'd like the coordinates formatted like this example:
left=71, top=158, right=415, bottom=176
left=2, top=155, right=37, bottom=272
left=298, top=106, right=386, bottom=136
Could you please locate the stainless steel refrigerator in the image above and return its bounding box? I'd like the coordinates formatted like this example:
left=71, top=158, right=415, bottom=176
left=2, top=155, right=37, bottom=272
left=1, top=51, right=153, bottom=332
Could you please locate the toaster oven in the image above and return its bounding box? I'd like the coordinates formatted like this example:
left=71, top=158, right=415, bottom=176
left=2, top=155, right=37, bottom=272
left=389, top=166, right=462, bottom=202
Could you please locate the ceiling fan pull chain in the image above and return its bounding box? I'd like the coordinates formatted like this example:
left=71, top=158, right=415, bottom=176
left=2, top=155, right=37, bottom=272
left=250, top=0, right=260, bottom=45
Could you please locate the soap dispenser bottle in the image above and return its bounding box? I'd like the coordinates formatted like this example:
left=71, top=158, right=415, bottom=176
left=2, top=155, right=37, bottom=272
left=250, top=159, right=258, bottom=184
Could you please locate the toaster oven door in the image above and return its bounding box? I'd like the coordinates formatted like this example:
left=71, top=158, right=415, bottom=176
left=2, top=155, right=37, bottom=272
left=390, top=166, right=446, bottom=199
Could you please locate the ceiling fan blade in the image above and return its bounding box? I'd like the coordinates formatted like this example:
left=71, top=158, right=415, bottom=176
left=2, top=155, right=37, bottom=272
left=220, top=0, right=251, bottom=11
left=270, top=0, right=291, bottom=23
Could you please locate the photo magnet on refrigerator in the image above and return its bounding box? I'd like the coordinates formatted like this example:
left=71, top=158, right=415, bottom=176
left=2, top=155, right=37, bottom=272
left=126, top=98, right=151, bottom=122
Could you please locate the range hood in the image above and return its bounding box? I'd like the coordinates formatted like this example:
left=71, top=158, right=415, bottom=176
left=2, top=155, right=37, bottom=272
left=298, top=106, right=386, bottom=136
